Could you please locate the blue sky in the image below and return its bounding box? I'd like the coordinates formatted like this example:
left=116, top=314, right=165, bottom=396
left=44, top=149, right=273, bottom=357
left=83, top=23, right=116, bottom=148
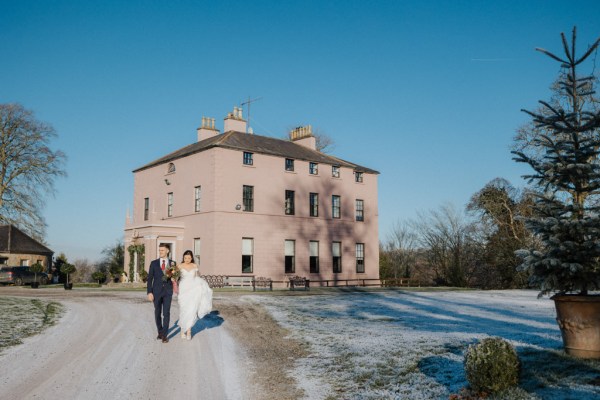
left=1, top=1, right=599, bottom=261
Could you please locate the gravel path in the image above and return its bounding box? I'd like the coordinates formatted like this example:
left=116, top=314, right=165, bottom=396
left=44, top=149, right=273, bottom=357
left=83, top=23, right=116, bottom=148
left=0, top=289, right=248, bottom=400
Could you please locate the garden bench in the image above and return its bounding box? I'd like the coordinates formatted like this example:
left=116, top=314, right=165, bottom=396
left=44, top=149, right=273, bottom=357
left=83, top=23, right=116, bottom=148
left=201, top=275, right=225, bottom=288
left=252, top=276, right=273, bottom=291
left=288, top=276, right=310, bottom=291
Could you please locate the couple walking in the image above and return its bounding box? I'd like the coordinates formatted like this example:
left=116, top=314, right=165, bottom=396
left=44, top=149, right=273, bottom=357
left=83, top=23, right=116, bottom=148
left=147, top=243, right=213, bottom=343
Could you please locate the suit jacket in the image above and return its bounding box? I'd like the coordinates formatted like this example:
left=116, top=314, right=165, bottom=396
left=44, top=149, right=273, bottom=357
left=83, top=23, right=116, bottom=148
left=147, top=258, right=174, bottom=298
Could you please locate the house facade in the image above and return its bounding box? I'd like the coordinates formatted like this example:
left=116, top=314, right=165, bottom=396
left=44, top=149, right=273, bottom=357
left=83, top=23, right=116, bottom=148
left=0, top=225, right=54, bottom=270
left=124, top=108, right=379, bottom=285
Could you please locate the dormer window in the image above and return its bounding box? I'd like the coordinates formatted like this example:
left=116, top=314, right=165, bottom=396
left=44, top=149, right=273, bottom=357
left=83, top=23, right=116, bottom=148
left=167, top=163, right=176, bottom=173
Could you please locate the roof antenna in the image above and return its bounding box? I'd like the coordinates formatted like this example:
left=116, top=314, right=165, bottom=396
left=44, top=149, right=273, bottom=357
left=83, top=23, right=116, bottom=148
left=241, top=96, right=262, bottom=134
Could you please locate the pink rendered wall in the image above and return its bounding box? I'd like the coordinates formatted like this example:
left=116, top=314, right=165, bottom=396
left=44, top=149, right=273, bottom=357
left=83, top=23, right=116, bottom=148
left=125, top=140, right=379, bottom=281
left=209, top=147, right=379, bottom=280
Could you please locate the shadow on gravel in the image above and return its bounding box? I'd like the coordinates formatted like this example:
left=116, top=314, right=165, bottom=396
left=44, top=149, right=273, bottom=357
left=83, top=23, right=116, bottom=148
left=169, top=311, right=224, bottom=338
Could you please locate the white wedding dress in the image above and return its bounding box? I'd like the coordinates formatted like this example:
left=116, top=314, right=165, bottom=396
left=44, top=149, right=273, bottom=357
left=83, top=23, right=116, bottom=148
left=177, top=266, right=213, bottom=332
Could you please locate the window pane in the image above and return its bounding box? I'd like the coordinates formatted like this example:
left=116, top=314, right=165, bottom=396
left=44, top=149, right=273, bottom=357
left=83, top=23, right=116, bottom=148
left=356, top=243, right=365, bottom=273
left=195, top=186, right=201, bottom=212
left=332, top=195, right=340, bottom=218
left=242, top=238, right=253, bottom=255
left=144, top=197, right=149, bottom=220
left=356, top=199, right=364, bottom=222
left=285, top=190, right=295, bottom=215
left=285, top=158, right=294, bottom=171
left=242, top=237, right=253, bottom=273
left=310, top=256, right=319, bottom=273
left=310, top=241, right=319, bottom=256
left=332, top=166, right=340, bottom=178
left=285, top=256, right=295, bottom=273
left=310, top=193, right=318, bottom=217
left=332, top=242, right=341, bottom=257
left=194, top=238, right=201, bottom=264
left=285, top=240, right=295, bottom=256
left=243, top=185, right=254, bottom=212
left=242, top=255, right=253, bottom=273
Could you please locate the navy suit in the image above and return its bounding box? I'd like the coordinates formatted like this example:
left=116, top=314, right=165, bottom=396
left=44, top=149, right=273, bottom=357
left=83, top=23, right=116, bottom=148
left=147, top=258, right=174, bottom=338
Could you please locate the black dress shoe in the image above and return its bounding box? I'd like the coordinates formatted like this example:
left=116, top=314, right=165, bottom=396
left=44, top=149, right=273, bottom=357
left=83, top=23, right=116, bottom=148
left=162, top=336, right=169, bottom=343
left=157, top=334, right=163, bottom=340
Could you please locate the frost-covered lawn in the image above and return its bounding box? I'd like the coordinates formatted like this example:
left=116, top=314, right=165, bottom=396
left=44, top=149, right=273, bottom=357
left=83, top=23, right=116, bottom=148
left=0, top=296, right=63, bottom=353
left=249, top=289, right=600, bottom=400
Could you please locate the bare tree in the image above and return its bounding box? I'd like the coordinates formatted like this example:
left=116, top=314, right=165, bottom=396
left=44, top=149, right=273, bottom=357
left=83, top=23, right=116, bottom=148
left=0, top=103, right=66, bottom=240
left=415, top=203, right=482, bottom=287
left=381, top=220, right=418, bottom=279
left=71, top=258, right=95, bottom=283
left=313, top=128, right=336, bottom=153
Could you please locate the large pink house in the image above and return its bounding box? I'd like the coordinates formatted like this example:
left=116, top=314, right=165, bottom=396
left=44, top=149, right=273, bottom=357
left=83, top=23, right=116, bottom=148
left=124, top=108, right=379, bottom=286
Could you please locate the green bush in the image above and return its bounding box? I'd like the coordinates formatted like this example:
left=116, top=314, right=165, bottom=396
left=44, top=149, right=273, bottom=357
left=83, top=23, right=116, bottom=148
left=464, top=337, right=520, bottom=394
left=91, top=271, right=106, bottom=284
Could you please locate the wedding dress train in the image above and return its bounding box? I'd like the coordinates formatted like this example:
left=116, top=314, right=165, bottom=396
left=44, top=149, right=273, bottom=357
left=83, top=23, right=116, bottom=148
left=177, top=267, right=213, bottom=333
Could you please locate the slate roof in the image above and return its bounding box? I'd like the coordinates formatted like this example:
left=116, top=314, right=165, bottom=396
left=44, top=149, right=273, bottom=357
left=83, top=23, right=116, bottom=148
left=0, top=225, right=53, bottom=255
left=134, top=131, right=379, bottom=174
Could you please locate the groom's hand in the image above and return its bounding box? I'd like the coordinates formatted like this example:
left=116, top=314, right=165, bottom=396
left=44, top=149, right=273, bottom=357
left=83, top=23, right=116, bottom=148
left=147, top=293, right=154, bottom=302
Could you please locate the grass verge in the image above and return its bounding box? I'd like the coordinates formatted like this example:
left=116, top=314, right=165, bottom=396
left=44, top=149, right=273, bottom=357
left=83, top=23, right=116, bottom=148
left=0, top=296, right=64, bottom=353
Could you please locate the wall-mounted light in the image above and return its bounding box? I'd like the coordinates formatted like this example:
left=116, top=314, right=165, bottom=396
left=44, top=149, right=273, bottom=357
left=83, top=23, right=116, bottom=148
left=164, top=179, right=171, bottom=185
left=235, top=204, right=241, bottom=210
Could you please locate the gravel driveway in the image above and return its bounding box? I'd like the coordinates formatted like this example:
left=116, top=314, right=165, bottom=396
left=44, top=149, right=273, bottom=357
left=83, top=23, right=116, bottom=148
left=0, top=288, right=305, bottom=400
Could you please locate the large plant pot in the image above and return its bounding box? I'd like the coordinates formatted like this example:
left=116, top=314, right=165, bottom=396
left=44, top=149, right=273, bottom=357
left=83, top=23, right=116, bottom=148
left=31, top=282, right=40, bottom=289
left=64, top=283, right=73, bottom=290
left=552, top=294, right=600, bottom=359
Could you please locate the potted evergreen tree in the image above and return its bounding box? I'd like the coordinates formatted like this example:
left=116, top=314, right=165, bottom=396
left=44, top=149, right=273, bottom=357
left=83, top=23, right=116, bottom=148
left=513, top=27, right=600, bottom=358
left=30, top=262, right=44, bottom=288
left=60, top=262, right=76, bottom=290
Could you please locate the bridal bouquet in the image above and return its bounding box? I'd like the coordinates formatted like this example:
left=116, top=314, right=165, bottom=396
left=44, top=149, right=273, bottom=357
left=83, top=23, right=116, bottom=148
left=162, top=261, right=180, bottom=282
left=163, top=261, right=181, bottom=294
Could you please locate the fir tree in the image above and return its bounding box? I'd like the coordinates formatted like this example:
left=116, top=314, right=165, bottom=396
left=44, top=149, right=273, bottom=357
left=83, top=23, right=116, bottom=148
left=513, top=27, right=600, bottom=296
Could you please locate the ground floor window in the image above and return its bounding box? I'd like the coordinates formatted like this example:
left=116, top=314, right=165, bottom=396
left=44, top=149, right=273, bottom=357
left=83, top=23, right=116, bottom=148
left=310, top=241, right=319, bottom=273
left=242, top=238, right=253, bottom=273
left=356, top=243, right=365, bottom=273
left=332, top=241, right=342, bottom=273
left=194, top=238, right=201, bottom=265
left=285, top=240, right=295, bottom=273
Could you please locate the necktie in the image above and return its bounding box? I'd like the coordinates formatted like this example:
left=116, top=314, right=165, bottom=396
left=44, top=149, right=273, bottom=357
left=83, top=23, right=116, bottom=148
left=161, top=260, right=166, bottom=271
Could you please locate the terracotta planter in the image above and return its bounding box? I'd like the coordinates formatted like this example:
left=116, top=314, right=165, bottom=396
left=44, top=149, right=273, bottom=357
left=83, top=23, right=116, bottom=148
left=552, top=294, right=600, bottom=359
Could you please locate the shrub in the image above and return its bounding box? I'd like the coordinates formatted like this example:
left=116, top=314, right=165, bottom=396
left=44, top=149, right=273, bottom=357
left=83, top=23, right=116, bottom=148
left=464, top=337, right=520, bottom=394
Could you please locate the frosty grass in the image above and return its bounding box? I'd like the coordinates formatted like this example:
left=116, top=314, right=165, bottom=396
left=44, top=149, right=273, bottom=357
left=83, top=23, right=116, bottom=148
left=0, top=296, right=63, bottom=352
left=248, top=289, right=600, bottom=400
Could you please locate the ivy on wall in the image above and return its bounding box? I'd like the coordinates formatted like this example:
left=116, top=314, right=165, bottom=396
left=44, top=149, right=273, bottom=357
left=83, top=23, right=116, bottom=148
left=127, top=244, right=146, bottom=282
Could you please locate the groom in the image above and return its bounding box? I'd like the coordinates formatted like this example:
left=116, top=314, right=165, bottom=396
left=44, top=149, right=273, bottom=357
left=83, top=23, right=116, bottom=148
left=147, top=243, right=174, bottom=343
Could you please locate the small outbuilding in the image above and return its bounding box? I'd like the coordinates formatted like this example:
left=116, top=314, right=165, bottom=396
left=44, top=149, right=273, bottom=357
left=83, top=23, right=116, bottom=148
left=0, top=225, right=54, bottom=270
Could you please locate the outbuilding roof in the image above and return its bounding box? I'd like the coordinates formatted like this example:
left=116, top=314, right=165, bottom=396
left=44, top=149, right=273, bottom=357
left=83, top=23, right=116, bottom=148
left=0, top=225, right=53, bottom=255
left=134, top=131, right=379, bottom=174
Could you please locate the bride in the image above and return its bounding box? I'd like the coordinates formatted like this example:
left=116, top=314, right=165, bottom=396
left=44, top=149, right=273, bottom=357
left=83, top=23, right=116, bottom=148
left=177, top=250, right=213, bottom=340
